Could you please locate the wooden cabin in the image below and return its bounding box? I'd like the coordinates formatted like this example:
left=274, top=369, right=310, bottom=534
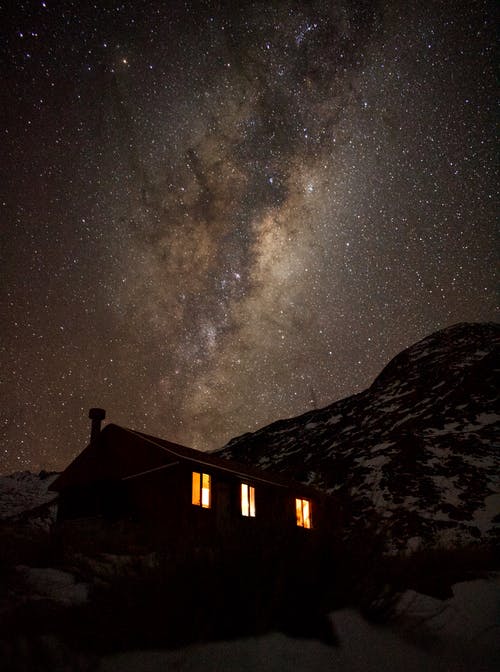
left=50, top=414, right=338, bottom=562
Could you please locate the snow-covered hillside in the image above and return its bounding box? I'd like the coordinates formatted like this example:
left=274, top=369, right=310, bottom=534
left=219, top=323, right=500, bottom=550
left=0, top=471, right=58, bottom=520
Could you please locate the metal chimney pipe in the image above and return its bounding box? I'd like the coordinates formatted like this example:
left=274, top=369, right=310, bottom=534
left=89, top=408, right=106, bottom=443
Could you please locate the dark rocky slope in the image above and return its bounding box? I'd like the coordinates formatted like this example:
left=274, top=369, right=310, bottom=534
left=218, top=323, right=500, bottom=551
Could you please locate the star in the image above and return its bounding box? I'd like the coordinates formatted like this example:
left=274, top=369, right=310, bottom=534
left=0, top=0, right=497, bottom=472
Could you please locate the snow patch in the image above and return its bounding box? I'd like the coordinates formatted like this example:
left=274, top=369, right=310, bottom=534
left=361, top=455, right=391, bottom=468
left=0, top=472, right=58, bottom=519
left=370, top=441, right=395, bottom=453
left=432, top=475, right=462, bottom=507
left=326, top=414, right=342, bottom=425
left=406, top=536, right=423, bottom=553
left=475, top=413, right=500, bottom=426
left=425, top=422, right=461, bottom=436
left=474, top=493, right=500, bottom=533
left=17, top=566, right=88, bottom=605
left=98, top=576, right=500, bottom=672
left=389, top=412, right=422, bottom=431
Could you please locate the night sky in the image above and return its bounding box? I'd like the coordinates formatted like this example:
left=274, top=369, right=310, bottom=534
left=1, top=1, right=497, bottom=473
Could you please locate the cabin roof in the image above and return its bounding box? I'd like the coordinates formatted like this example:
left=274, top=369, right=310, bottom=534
left=50, top=424, right=322, bottom=498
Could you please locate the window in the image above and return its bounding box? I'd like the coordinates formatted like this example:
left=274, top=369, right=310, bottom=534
left=241, top=483, right=256, bottom=517
left=295, top=497, right=312, bottom=528
left=192, top=472, right=211, bottom=508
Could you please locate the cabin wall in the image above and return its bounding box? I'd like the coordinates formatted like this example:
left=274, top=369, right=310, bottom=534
left=55, top=460, right=337, bottom=562
left=120, top=463, right=334, bottom=579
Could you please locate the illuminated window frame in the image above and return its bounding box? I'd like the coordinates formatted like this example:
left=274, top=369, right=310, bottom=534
left=241, top=483, right=256, bottom=517
left=295, top=497, right=312, bottom=529
left=192, top=472, right=211, bottom=508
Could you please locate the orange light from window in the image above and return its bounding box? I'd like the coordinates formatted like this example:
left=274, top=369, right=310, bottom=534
left=302, top=499, right=311, bottom=528
left=201, top=473, right=211, bottom=508
left=192, top=472, right=211, bottom=508
left=241, top=483, right=256, bottom=517
left=192, top=472, right=200, bottom=506
left=296, top=497, right=312, bottom=528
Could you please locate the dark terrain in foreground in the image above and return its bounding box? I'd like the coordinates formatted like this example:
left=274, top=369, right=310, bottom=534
left=0, top=323, right=498, bottom=669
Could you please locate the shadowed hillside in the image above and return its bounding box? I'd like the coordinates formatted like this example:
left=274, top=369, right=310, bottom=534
left=219, top=323, right=500, bottom=552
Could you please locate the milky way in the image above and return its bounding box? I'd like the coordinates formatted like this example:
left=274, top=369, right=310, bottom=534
left=1, top=1, right=498, bottom=472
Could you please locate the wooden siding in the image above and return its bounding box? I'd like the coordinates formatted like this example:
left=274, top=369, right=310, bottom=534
left=54, top=423, right=340, bottom=559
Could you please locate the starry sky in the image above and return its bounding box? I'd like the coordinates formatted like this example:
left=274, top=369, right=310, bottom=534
left=1, top=0, right=498, bottom=473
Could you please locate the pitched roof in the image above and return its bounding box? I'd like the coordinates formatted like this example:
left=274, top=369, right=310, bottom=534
left=50, top=424, right=323, bottom=498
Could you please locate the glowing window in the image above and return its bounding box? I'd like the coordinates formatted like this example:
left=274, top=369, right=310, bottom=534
left=241, top=483, right=256, bottom=517
left=192, top=472, right=211, bottom=508
left=295, top=497, right=312, bottom=529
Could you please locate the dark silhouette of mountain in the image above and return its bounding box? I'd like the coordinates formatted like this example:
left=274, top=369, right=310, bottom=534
left=218, top=323, right=500, bottom=551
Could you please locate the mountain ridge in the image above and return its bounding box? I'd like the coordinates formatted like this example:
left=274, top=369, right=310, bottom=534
left=218, top=322, right=500, bottom=551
